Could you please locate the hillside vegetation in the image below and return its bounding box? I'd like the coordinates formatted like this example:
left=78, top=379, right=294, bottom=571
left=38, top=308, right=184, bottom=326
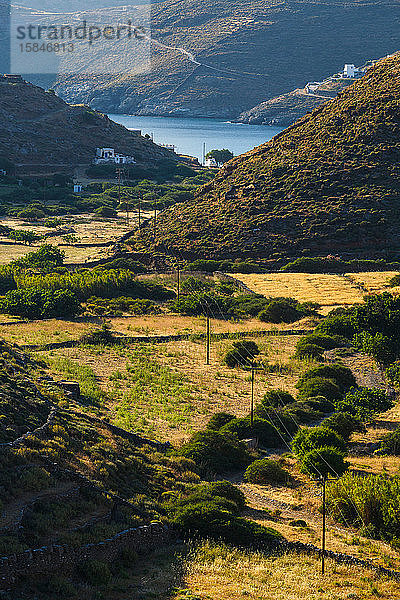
left=127, top=53, right=400, bottom=259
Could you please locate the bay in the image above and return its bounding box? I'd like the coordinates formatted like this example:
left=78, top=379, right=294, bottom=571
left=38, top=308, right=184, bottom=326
left=108, top=114, right=284, bottom=162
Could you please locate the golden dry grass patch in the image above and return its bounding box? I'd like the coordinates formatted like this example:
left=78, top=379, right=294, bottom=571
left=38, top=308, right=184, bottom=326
left=41, top=334, right=306, bottom=442
left=347, top=271, right=400, bottom=295
left=174, top=542, right=400, bottom=600
left=110, top=314, right=315, bottom=337
left=0, top=319, right=95, bottom=345
left=233, top=273, right=364, bottom=306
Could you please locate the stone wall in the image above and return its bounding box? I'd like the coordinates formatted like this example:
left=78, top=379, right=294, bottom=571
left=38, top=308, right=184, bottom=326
left=0, top=522, right=173, bottom=590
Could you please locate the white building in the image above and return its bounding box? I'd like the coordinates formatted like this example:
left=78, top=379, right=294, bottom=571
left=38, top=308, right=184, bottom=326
left=344, top=64, right=356, bottom=77
left=205, top=157, right=218, bottom=167
left=94, top=148, right=136, bottom=165
left=74, top=184, right=83, bottom=193
left=342, top=64, right=366, bottom=78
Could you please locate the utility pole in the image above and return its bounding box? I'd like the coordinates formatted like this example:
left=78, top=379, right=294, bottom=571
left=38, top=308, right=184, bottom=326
left=206, top=315, right=210, bottom=365
left=202, top=142, right=206, bottom=166
left=177, top=263, right=181, bottom=302
left=117, top=168, right=122, bottom=209
left=137, top=197, right=141, bottom=232
left=251, top=361, right=255, bottom=427
left=322, top=475, right=326, bottom=575
left=125, top=198, right=130, bottom=227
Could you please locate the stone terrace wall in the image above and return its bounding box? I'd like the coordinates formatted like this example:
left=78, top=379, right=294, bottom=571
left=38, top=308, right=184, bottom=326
left=0, top=522, right=173, bottom=589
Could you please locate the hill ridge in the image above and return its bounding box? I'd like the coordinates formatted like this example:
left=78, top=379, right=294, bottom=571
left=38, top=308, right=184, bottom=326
left=127, top=52, right=400, bottom=260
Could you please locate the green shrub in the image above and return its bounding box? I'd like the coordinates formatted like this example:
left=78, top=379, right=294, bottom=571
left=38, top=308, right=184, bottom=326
left=284, top=402, right=324, bottom=425
left=181, top=276, right=213, bottom=293
left=315, top=310, right=358, bottom=338
left=295, top=343, right=325, bottom=360
left=0, top=288, right=80, bottom=319
left=244, top=458, right=290, bottom=484
left=179, top=430, right=252, bottom=473
left=261, top=389, right=295, bottom=408
left=254, top=406, right=299, bottom=436
left=353, top=331, right=397, bottom=364
left=300, top=446, right=348, bottom=479
left=289, top=519, right=308, bottom=527
left=297, top=364, right=356, bottom=393
left=17, top=206, right=46, bottom=221
left=100, top=258, right=148, bottom=273
left=78, top=559, right=111, bottom=585
left=295, top=333, right=346, bottom=359
left=258, top=299, right=302, bottom=324
left=292, top=426, right=347, bottom=457
left=380, top=427, right=400, bottom=455
left=386, top=361, right=400, bottom=385
left=220, top=416, right=283, bottom=447
left=187, top=481, right=246, bottom=511
left=336, top=387, right=392, bottom=421
left=323, top=412, right=365, bottom=440
left=95, top=206, right=117, bottom=217
left=224, top=340, right=259, bottom=368
left=171, top=500, right=282, bottom=547
left=296, top=377, right=341, bottom=402
left=206, top=412, right=235, bottom=430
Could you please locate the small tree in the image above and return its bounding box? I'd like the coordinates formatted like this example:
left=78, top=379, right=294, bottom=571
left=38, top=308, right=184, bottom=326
left=261, top=389, right=295, bottom=408
left=292, top=426, right=347, bottom=457
left=244, top=458, right=290, bottom=484
left=205, top=149, right=234, bottom=165
left=300, top=446, right=348, bottom=478
left=224, top=340, right=259, bottom=368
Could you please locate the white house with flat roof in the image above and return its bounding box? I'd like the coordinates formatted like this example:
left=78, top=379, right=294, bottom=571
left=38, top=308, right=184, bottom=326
left=94, top=148, right=136, bottom=165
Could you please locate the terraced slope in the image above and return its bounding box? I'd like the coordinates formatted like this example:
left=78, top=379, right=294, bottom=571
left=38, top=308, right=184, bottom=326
left=0, top=339, right=195, bottom=562
left=127, top=53, right=400, bottom=259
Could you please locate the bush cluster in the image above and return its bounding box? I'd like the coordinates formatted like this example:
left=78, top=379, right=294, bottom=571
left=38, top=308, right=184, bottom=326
left=168, top=480, right=282, bottom=548
left=292, top=426, right=348, bottom=478
left=244, top=458, right=290, bottom=484
left=224, top=340, right=260, bottom=368
left=326, top=472, right=400, bottom=541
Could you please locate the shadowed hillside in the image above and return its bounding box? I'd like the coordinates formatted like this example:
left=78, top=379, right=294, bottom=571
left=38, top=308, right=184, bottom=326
left=127, top=53, right=400, bottom=260
left=0, top=76, right=177, bottom=174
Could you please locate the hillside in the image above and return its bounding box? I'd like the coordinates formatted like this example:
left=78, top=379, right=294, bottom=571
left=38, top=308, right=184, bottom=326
left=126, top=53, right=400, bottom=259
left=0, top=337, right=198, bottom=596
left=238, top=80, right=353, bottom=126
left=0, top=76, right=177, bottom=175
left=51, top=0, right=400, bottom=118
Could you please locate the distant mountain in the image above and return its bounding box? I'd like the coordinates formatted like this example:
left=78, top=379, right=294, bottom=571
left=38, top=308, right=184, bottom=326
left=0, top=75, right=177, bottom=175
left=49, top=0, right=400, bottom=118
left=126, top=53, right=400, bottom=260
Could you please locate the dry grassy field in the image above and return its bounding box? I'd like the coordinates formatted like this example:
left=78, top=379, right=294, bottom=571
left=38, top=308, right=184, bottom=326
left=40, top=333, right=306, bottom=442
left=0, top=319, right=97, bottom=346
left=0, top=314, right=315, bottom=347
left=123, top=541, right=400, bottom=600
left=0, top=213, right=138, bottom=265
left=233, top=271, right=400, bottom=310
